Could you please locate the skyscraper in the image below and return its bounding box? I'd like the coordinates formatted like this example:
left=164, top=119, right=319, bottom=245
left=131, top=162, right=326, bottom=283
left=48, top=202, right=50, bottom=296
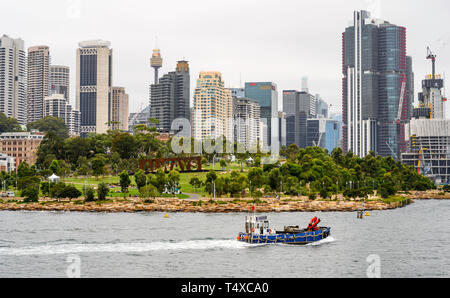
left=50, top=65, right=70, bottom=101
left=343, top=10, right=412, bottom=158
left=193, top=72, right=233, bottom=141
left=283, top=90, right=317, bottom=149
left=111, top=87, right=129, bottom=131
left=233, top=97, right=262, bottom=151
left=245, top=82, right=278, bottom=149
left=149, top=60, right=190, bottom=134
left=27, top=45, right=50, bottom=124
left=0, top=35, right=27, bottom=125
left=283, top=90, right=305, bottom=148
left=76, top=40, right=112, bottom=136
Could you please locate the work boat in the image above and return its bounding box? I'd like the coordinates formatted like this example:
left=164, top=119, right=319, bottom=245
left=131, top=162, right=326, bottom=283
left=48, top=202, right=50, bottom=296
left=237, top=216, right=331, bottom=245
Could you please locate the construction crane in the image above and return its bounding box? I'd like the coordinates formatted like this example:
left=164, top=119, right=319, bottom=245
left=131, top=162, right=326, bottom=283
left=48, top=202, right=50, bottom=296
left=427, top=47, right=437, bottom=82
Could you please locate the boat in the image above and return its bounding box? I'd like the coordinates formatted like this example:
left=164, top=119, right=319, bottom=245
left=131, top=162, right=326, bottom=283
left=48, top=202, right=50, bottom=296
left=237, top=215, right=331, bottom=245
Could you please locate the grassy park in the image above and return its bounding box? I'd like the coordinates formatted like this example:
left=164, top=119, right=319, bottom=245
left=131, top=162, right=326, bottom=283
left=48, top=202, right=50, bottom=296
left=61, top=161, right=246, bottom=199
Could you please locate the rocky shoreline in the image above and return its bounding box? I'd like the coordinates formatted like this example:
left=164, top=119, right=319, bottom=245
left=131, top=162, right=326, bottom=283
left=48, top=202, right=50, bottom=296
left=0, top=191, right=446, bottom=214
left=0, top=197, right=412, bottom=214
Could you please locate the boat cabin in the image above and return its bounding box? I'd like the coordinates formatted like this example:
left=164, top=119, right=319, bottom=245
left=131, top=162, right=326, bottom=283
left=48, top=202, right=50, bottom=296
left=245, top=216, right=272, bottom=235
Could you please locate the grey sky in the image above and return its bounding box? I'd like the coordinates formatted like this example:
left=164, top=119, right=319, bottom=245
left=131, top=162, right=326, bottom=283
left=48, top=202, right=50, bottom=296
left=2, top=0, right=450, bottom=115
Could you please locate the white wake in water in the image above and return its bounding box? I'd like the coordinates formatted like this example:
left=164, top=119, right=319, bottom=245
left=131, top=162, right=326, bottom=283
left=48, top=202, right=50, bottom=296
left=306, top=237, right=336, bottom=246
left=0, top=240, right=252, bottom=256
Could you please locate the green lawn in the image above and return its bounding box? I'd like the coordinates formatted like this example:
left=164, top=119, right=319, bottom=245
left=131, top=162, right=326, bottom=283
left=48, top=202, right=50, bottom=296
left=60, top=162, right=249, bottom=198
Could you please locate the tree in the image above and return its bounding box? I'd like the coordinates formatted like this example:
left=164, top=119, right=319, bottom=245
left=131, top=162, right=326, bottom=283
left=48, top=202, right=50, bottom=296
left=119, top=170, right=131, bottom=193
left=97, top=183, right=110, bottom=201
left=248, top=167, right=265, bottom=192
left=17, top=162, right=40, bottom=191
left=50, top=182, right=68, bottom=200
left=62, top=185, right=82, bottom=200
left=134, top=170, right=147, bottom=191
left=189, top=177, right=202, bottom=193
left=111, top=133, right=138, bottom=159
left=153, top=169, right=167, bottom=193
left=380, top=174, right=397, bottom=199
left=49, top=160, right=59, bottom=174
left=84, top=186, right=96, bottom=202
left=91, top=156, right=107, bottom=179
left=268, top=168, right=282, bottom=192
left=205, top=170, right=218, bottom=195
left=0, top=113, right=22, bottom=133
left=36, top=132, right=65, bottom=168
left=167, top=170, right=181, bottom=194
left=286, top=144, right=300, bottom=161
left=220, top=159, right=227, bottom=170
left=28, top=116, right=69, bottom=139
left=22, top=186, right=39, bottom=203
left=139, top=184, right=159, bottom=200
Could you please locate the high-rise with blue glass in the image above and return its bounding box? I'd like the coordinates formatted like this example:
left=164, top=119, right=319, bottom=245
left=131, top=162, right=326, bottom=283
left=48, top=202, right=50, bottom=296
left=245, top=82, right=278, bottom=149
left=343, top=10, right=413, bottom=158
left=76, top=40, right=113, bottom=137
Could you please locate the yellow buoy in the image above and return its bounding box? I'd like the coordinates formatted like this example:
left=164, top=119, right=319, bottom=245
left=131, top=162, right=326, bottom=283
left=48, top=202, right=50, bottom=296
left=164, top=213, right=169, bottom=218
left=365, top=211, right=371, bottom=217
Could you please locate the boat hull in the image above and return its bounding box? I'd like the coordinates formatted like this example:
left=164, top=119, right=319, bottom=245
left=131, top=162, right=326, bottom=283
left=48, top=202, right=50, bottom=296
left=238, top=227, right=331, bottom=245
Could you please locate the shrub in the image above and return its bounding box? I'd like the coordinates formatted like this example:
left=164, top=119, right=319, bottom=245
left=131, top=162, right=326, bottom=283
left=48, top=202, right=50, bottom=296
left=84, top=186, right=96, bottom=202
left=380, top=181, right=397, bottom=199
left=308, top=192, right=317, bottom=201
left=62, top=185, right=82, bottom=200
left=443, top=185, right=450, bottom=193
left=97, top=183, right=110, bottom=201
left=22, top=186, right=39, bottom=203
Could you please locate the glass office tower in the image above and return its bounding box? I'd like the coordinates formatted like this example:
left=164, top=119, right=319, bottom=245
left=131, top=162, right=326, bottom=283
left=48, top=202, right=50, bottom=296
left=245, top=82, right=278, bottom=149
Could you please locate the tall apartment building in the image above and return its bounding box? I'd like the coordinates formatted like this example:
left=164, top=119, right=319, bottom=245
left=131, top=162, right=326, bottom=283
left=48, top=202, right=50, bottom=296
left=193, top=72, right=233, bottom=141
left=343, top=10, right=413, bottom=158
left=27, top=45, right=50, bottom=124
left=245, top=82, right=279, bottom=149
left=0, top=131, right=45, bottom=166
left=0, top=35, right=27, bottom=125
left=149, top=61, right=190, bottom=133
left=50, top=65, right=70, bottom=101
left=233, top=97, right=261, bottom=152
left=44, top=93, right=81, bottom=136
left=76, top=40, right=112, bottom=136
left=111, top=87, right=129, bottom=131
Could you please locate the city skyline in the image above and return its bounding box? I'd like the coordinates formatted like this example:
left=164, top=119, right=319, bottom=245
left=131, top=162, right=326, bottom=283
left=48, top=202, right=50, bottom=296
left=3, top=0, right=449, bottom=116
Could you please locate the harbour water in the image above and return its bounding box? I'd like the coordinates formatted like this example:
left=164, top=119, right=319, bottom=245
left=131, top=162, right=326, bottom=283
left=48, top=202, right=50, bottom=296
left=0, top=200, right=449, bottom=278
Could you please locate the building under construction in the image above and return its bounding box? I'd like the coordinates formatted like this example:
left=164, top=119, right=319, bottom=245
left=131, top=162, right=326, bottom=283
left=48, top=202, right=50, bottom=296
left=402, top=119, right=450, bottom=184
left=401, top=48, right=449, bottom=184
